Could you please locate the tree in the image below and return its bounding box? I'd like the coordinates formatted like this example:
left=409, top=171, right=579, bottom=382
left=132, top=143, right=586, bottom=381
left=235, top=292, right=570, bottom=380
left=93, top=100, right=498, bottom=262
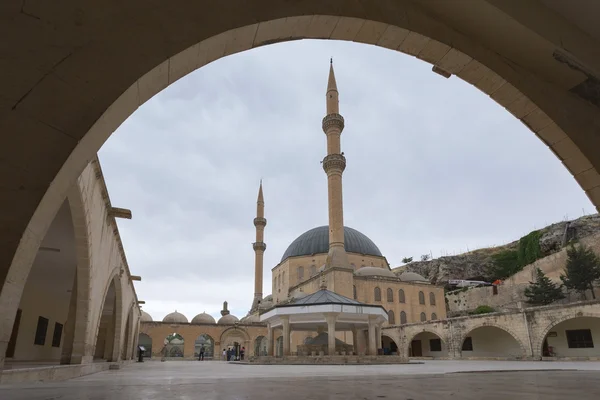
left=560, top=244, right=600, bottom=299
left=401, top=257, right=413, bottom=264
left=488, top=250, right=519, bottom=280
left=470, top=305, right=494, bottom=315
left=524, top=268, right=565, bottom=305
left=421, top=254, right=431, bottom=261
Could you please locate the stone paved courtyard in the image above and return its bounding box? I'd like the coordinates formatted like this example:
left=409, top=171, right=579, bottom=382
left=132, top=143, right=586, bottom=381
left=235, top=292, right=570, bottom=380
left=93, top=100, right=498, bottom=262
left=2, top=360, right=600, bottom=399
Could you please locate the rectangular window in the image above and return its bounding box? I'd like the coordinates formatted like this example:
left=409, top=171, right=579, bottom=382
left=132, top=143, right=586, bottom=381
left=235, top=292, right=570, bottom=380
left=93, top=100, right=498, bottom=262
left=566, top=329, right=594, bottom=348
left=34, top=316, right=49, bottom=346
left=462, top=337, right=473, bottom=351
left=430, top=338, right=442, bottom=352
left=52, top=322, right=64, bottom=348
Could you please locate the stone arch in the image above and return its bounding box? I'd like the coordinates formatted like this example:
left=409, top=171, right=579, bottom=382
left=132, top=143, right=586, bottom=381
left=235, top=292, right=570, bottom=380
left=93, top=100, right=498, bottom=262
left=3, top=6, right=600, bottom=367
left=405, top=328, right=449, bottom=358
left=219, top=326, right=251, bottom=345
left=534, top=312, right=600, bottom=358
left=381, top=334, right=399, bottom=355
left=138, top=333, right=152, bottom=358
left=121, top=302, right=136, bottom=360
left=92, top=269, right=124, bottom=362
left=254, top=335, right=268, bottom=356
left=460, top=322, right=528, bottom=359
left=194, top=333, right=215, bottom=359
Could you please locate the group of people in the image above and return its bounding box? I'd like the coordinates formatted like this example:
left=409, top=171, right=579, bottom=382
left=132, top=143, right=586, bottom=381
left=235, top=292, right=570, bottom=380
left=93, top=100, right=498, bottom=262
left=196, top=345, right=246, bottom=361
left=221, top=347, right=245, bottom=361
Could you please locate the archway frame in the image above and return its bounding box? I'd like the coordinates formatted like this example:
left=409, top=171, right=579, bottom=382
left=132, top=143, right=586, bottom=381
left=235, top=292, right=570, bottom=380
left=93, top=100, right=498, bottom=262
left=533, top=312, right=600, bottom=357
left=459, top=322, right=529, bottom=358
left=2, top=7, right=600, bottom=367
left=92, top=268, right=124, bottom=362
left=219, top=326, right=251, bottom=344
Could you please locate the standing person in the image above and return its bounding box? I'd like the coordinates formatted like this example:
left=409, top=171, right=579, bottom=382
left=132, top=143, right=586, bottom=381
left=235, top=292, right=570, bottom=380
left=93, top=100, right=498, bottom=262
left=222, top=348, right=227, bottom=361
left=198, top=345, right=205, bottom=361
left=240, top=347, right=245, bottom=361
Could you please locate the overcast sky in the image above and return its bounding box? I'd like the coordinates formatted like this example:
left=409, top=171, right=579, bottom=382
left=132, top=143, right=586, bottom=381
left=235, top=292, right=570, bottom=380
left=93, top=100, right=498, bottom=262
left=98, top=39, right=593, bottom=323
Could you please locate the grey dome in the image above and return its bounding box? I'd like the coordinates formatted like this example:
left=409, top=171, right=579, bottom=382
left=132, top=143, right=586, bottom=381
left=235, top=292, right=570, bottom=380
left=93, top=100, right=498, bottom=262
left=281, top=226, right=382, bottom=262
left=162, top=311, right=188, bottom=323
left=399, top=272, right=429, bottom=282
left=218, top=314, right=239, bottom=324
left=191, top=312, right=216, bottom=324
left=354, top=266, right=396, bottom=278
left=140, top=310, right=153, bottom=322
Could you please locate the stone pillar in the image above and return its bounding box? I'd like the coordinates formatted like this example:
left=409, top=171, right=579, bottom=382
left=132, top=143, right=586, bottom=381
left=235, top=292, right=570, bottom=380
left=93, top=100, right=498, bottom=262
left=368, top=318, right=377, bottom=356
left=376, top=324, right=382, bottom=351
left=266, top=324, right=274, bottom=356
left=61, top=272, right=78, bottom=364
left=351, top=325, right=358, bottom=355
left=325, top=313, right=338, bottom=356
left=282, top=317, right=290, bottom=356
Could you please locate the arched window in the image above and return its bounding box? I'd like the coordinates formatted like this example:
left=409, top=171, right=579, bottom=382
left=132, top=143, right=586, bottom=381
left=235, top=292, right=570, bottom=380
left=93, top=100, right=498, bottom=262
left=420, top=312, right=426, bottom=322
left=278, top=274, right=281, bottom=287
left=400, top=311, right=407, bottom=324
left=419, top=291, right=425, bottom=305
left=388, top=310, right=395, bottom=325
left=282, top=271, right=286, bottom=284
left=429, top=292, right=436, bottom=305
left=374, top=287, right=382, bottom=301
left=386, top=288, right=393, bottom=302
left=353, top=285, right=357, bottom=300
left=274, top=277, right=277, bottom=288
left=398, top=289, right=405, bottom=303
left=310, top=265, right=316, bottom=277
left=431, top=313, right=438, bottom=320
left=297, top=266, right=304, bottom=281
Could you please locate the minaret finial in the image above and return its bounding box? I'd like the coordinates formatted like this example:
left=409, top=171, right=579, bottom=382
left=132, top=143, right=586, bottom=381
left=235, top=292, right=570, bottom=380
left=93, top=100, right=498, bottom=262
left=330, top=57, right=333, bottom=64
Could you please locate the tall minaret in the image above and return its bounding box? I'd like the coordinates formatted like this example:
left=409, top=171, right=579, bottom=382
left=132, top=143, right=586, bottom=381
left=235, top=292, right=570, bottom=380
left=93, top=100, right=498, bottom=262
left=322, top=60, right=349, bottom=270
left=251, top=181, right=267, bottom=311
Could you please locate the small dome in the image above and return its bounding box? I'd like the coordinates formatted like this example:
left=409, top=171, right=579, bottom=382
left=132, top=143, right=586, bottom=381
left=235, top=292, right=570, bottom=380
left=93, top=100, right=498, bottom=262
left=140, top=310, right=153, bottom=322
left=399, top=272, right=429, bottom=282
left=162, top=310, right=188, bottom=323
left=191, top=312, right=216, bottom=324
left=354, top=266, right=396, bottom=278
left=291, top=291, right=308, bottom=300
left=241, top=313, right=259, bottom=323
left=263, top=294, right=273, bottom=302
left=218, top=314, right=239, bottom=324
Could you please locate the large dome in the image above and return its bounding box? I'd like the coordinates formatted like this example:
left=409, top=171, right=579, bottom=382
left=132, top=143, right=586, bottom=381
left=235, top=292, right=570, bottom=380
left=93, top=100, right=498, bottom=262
left=162, top=311, right=188, bottom=324
left=191, top=312, right=216, bottom=324
left=280, top=226, right=383, bottom=262
left=140, top=310, right=153, bottom=322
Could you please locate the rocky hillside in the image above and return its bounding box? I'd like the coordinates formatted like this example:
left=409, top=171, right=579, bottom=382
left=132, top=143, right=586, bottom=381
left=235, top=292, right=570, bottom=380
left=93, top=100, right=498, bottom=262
left=392, top=213, right=600, bottom=285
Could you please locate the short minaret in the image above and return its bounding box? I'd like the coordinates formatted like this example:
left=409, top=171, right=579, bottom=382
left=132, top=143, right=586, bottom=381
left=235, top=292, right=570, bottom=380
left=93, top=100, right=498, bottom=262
left=251, top=181, right=267, bottom=311
left=322, top=59, right=349, bottom=270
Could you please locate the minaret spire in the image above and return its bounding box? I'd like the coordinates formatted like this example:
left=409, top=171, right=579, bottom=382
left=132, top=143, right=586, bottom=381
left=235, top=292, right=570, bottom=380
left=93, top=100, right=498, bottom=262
left=322, top=60, right=349, bottom=270
left=251, top=180, right=267, bottom=312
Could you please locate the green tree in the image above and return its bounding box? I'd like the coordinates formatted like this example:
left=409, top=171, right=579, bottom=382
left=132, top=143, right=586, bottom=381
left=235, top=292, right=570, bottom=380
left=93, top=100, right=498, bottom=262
left=488, top=250, right=519, bottom=280
left=401, top=257, right=413, bottom=264
left=560, top=244, right=600, bottom=299
left=524, top=268, right=565, bottom=305
left=470, top=305, right=494, bottom=315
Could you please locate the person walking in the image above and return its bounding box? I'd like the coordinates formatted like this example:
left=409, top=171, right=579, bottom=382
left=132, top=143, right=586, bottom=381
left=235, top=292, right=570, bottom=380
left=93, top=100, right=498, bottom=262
left=240, top=347, right=245, bottom=361
left=198, top=345, right=205, bottom=361
left=222, top=348, right=227, bottom=361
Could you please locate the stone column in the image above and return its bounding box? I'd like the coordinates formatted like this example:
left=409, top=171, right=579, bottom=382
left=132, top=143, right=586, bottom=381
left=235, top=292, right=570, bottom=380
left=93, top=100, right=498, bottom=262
left=368, top=318, right=377, bottom=356
left=60, top=272, right=78, bottom=364
left=266, top=324, right=274, bottom=356
left=376, top=324, right=382, bottom=351
left=325, top=313, right=338, bottom=356
left=351, top=325, right=358, bottom=355
left=282, top=317, right=291, bottom=356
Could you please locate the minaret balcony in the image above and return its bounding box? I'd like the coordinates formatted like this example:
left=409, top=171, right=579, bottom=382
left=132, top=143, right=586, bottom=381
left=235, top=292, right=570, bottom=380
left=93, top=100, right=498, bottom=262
left=253, top=242, right=267, bottom=251
left=322, top=113, right=345, bottom=132
left=322, top=153, right=347, bottom=173
left=253, top=217, right=267, bottom=227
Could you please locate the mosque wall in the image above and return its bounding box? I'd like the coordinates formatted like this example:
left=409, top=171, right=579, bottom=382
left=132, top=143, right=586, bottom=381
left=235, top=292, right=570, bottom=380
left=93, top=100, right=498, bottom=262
left=354, top=277, right=446, bottom=326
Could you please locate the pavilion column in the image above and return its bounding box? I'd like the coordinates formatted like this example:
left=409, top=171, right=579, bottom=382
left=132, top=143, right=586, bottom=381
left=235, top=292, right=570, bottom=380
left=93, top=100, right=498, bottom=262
left=267, top=323, right=274, bottom=356
left=351, top=325, right=358, bottom=356
left=282, top=317, right=291, bottom=356
left=376, top=324, right=382, bottom=351
left=368, top=317, right=377, bottom=356
left=325, top=313, right=338, bottom=356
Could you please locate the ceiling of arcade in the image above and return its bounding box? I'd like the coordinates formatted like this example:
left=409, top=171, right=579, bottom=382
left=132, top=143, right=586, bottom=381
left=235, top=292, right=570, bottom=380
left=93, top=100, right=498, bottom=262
left=1, top=0, right=600, bottom=289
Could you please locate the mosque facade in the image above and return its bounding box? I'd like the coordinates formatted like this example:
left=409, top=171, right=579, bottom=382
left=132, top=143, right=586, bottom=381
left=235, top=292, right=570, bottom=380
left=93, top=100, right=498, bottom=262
left=139, top=62, right=445, bottom=358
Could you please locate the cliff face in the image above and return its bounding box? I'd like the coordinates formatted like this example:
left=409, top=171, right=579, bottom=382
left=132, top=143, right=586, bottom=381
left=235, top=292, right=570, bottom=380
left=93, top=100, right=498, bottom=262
left=392, top=214, right=600, bottom=285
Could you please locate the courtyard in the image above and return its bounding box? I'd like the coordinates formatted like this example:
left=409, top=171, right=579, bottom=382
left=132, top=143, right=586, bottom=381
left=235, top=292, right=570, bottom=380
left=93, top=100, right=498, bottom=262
left=2, top=360, right=600, bottom=399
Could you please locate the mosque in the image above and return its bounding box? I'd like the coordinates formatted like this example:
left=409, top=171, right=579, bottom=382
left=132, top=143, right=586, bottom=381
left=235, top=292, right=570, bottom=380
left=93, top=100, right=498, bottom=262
left=138, top=62, right=446, bottom=359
